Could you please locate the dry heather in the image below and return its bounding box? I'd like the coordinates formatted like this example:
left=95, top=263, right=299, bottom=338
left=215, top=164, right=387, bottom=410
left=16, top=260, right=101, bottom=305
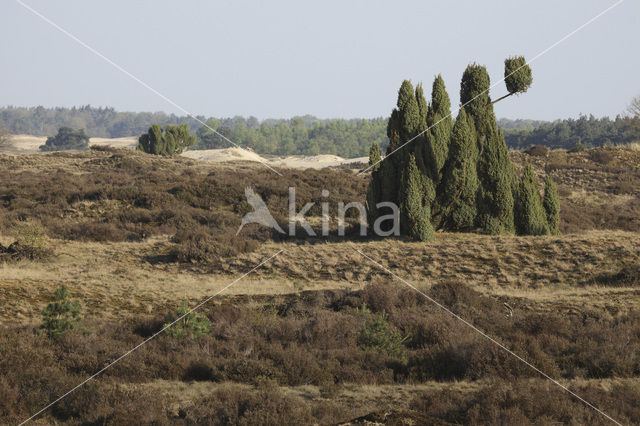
left=2, top=281, right=640, bottom=424
left=1, top=146, right=639, bottom=425
left=1, top=230, right=639, bottom=325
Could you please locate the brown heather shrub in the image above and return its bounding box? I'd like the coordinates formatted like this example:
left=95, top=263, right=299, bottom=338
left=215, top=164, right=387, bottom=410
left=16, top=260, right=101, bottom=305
left=524, top=144, right=548, bottom=156
left=0, top=151, right=370, bottom=254
left=590, top=149, right=615, bottom=165
left=560, top=197, right=640, bottom=233
left=0, top=221, right=52, bottom=261
left=183, top=383, right=313, bottom=425
left=3, top=282, right=640, bottom=423
left=410, top=380, right=640, bottom=425
left=588, top=263, right=640, bottom=287
left=169, top=225, right=259, bottom=263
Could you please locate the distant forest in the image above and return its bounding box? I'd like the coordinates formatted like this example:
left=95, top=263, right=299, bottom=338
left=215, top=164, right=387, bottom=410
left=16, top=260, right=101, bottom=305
left=1, top=106, right=638, bottom=157
left=499, top=115, right=639, bottom=150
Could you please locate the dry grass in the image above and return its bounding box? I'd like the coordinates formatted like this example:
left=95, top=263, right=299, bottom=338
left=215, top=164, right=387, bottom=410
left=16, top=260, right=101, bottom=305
left=626, top=142, right=640, bottom=152
left=1, top=229, right=639, bottom=325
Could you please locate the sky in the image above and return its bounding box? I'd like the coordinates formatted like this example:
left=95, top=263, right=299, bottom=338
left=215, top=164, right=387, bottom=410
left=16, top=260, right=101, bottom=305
left=1, top=0, right=638, bottom=121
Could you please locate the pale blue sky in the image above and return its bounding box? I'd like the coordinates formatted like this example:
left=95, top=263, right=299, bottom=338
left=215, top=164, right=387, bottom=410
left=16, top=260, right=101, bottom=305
left=1, top=0, right=638, bottom=121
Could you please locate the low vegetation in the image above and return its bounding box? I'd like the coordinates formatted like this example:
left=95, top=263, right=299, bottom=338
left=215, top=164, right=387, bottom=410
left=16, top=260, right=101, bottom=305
left=0, top=144, right=638, bottom=424
left=39, top=127, right=90, bottom=151
left=2, top=281, right=640, bottom=424
left=0, top=221, right=51, bottom=260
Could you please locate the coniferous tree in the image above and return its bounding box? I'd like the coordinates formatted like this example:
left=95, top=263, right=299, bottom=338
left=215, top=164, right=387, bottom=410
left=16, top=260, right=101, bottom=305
left=401, top=154, right=434, bottom=241
left=413, top=83, right=430, bottom=176
left=415, top=84, right=428, bottom=129
left=514, top=165, right=549, bottom=235
left=40, top=285, right=81, bottom=339
left=460, top=64, right=494, bottom=139
left=424, top=74, right=453, bottom=182
left=488, top=56, right=533, bottom=108
left=477, top=125, right=515, bottom=234
left=39, top=127, right=90, bottom=151
left=368, top=143, right=381, bottom=171
left=366, top=143, right=383, bottom=225
left=543, top=176, right=560, bottom=235
left=397, top=80, right=421, bottom=143
left=372, top=81, right=420, bottom=216
left=366, top=170, right=381, bottom=225
left=138, top=124, right=195, bottom=156
left=438, top=109, right=479, bottom=231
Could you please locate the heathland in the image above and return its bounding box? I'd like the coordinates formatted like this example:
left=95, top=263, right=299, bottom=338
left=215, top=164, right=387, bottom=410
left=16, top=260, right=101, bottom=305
left=1, top=143, right=639, bottom=424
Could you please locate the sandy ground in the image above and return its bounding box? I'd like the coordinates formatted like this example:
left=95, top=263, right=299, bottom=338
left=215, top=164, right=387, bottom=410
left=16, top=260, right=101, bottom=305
left=3, top=135, right=368, bottom=169
left=5, top=134, right=138, bottom=153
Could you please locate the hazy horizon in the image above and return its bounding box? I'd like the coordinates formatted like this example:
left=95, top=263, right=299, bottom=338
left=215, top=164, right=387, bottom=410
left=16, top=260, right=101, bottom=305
left=2, top=1, right=638, bottom=122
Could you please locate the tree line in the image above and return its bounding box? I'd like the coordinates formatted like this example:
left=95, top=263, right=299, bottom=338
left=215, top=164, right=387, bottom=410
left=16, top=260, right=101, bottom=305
left=2, top=104, right=637, bottom=157
left=0, top=106, right=386, bottom=158
left=367, top=57, right=560, bottom=241
left=502, top=114, right=639, bottom=150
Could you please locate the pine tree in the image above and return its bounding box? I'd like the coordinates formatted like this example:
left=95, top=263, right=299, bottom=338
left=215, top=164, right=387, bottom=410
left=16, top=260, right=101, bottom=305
left=477, top=125, right=515, bottom=234
left=368, top=143, right=382, bottom=171
left=438, top=109, right=479, bottom=231
left=543, top=176, right=560, bottom=235
left=514, top=165, right=549, bottom=235
left=400, top=154, right=434, bottom=241
left=40, top=285, right=81, bottom=339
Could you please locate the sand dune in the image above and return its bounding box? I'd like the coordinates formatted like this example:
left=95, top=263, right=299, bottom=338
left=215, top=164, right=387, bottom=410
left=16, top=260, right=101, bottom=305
left=183, top=147, right=367, bottom=169
left=3, top=134, right=138, bottom=152
left=3, top=135, right=368, bottom=169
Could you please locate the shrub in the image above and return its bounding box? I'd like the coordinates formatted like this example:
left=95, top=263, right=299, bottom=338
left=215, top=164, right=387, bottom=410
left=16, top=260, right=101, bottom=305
left=0, top=121, right=11, bottom=148
left=400, top=154, right=434, bottom=241
left=183, top=383, right=313, bottom=425
left=169, top=225, right=258, bottom=263
left=438, top=108, right=479, bottom=231
left=590, top=149, right=614, bottom=165
left=524, top=144, right=548, bottom=156
left=368, top=143, right=381, bottom=171
left=543, top=176, right=560, bottom=235
left=477, top=126, right=515, bottom=234
left=137, top=123, right=195, bottom=155
left=39, top=127, right=89, bottom=151
left=590, top=263, right=640, bottom=287
left=163, top=299, right=211, bottom=339
left=568, top=139, right=585, bottom=152
left=40, top=285, right=82, bottom=339
left=514, top=164, right=549, bottom=236
left=1, top=221, right=51, bottom=260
